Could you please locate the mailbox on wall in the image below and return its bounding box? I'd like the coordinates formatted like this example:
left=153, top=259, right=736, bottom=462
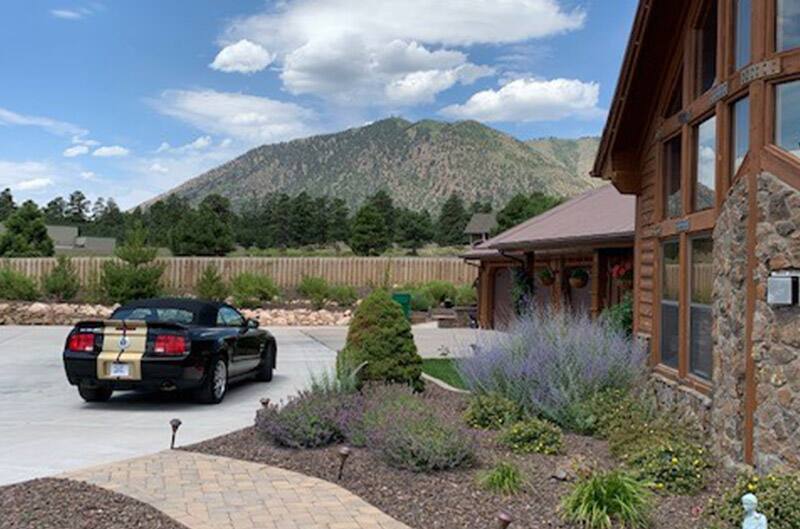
left=767, top=271, right=800, bottom=306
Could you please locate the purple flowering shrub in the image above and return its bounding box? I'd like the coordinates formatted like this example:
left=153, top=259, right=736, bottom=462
left=255, top=389, right=364, bottom=449
left=358, top=384, right=476, bottom=472
left=457, top=309, right=647, bottom=432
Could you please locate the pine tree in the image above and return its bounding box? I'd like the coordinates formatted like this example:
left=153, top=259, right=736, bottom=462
left=495, top=192, right=562, bottom=233
left=43, top=197, right=66, bottom=224
left=0, top=188, right=16, bottom=222
left=396, top=208, right=434, bottom=254
left=65, top=190, right=90, bottom=223
left=435, top=192, right=469, bottom=246
left=0, top=200, right=54, bottom=257
left=349, top=203, right=390, bottom=256
left=169, top=201, right=235, bottom=256
left=327, top=198, right=350, bottom=243
left=366, top=190, right=395, bottom=239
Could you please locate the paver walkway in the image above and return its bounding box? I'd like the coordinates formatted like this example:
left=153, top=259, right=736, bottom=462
left=62, top=450, right=411, bottom=529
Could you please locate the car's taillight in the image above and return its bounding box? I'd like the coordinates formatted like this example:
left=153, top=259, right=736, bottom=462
left=153, top=335, right=186, bottom=356
left=68, top=332, right=95, bottom=353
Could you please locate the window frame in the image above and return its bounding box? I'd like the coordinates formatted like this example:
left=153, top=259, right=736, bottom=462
left=687, top=234, right=714, bottom=381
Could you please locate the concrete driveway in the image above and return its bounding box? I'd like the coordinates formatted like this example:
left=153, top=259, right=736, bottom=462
left=0, top=326, right=336, bottom=486
left=0, top=324, right=489, bottom=486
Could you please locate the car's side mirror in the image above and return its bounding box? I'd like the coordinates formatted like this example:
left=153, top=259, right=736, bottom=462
left=245, top=318, right=259, bottom=329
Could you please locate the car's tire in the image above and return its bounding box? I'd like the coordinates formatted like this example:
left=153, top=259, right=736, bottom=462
left=78, top=385, right=113, bottom=402
left=195, top=356, right=228, bottom=404
left=255, top=343, right=274, bottom=382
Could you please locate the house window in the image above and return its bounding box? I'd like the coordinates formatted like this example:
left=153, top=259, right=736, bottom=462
left=697, top=2, right=718, bottom=94
left=660, top=241, right=680, bottom=370
left=689, top=237, right=713, bottom=380
left=777, top=0, right=800, bottom=52
left=776, top=80, right=800, bottom=159
left=694, top=116, right=716, bottom=211
left=664, top=136, right=683, bottom=218
left=732, top=97, right=749, bottom=175
left=735, top=0, right=751, bottom=69
left=665, top=73, right=683, bottom=117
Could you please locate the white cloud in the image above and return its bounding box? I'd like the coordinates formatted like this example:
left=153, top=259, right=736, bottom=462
left=0, top=161, right=57, bottom=192
left=440, top=77, right=605, bottom=122
left=219, top=0, right=583, bottom=103
left=80, top=171, right=98, bottom=180
left=386, top=64, right=493, bottom=105
left=149, top=162, right=169, bottom=174
left=93, top=145, right=130, bottom=157
left=151, top=89, right=316, bottom=145
left=210, top=39, right=274, bottom=73
left=63, top=144, right=89, bottom=157
left=0, top=107, right=87, bottom=137
left=50, top=9, right=84, bottom=20
left=16, top=177, right=54, bottom=191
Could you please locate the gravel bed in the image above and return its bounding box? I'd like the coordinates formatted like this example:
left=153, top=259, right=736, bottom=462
left=187, top=385, right=734, bottom=529
left=0, top=478, right=187, bottom=529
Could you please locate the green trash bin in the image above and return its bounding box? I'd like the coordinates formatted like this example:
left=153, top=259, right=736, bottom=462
left=391, top=292, right=412, bottom=320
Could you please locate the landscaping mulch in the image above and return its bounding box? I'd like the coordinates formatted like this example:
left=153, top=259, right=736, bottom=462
left=0, top=478, right=187, bottom=529
left=187, top=385, right=735, bottom=529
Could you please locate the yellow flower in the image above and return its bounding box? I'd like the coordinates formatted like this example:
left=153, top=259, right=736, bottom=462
left=672, top=457, right=679, bottom=465
left=748, top=483, right=756, bottom=491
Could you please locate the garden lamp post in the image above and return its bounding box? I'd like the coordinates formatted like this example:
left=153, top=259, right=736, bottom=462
left=337, top=446, right=351, bottom=480
left=496, top=511, right=513, bottom=529
left=169, top=418, right=182, bottom=449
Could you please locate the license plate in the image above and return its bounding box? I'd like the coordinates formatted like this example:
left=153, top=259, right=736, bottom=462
left=109, top=363, right=130, bottom=377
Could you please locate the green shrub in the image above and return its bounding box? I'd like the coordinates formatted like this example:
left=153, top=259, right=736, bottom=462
left=464, top=393, right=523, bottom=430
left=707, top=473, right=800, bottom=529
left=562, top=471, right=651, bottom=529
left=337, top=289, right=423, bottom=391
left=409, top=288, right=434, bottom=311
left=43, top=256, right=80, bottom=301
left=298, top=276, right=329, bottom=309
left=0, top=267, right=39, bottom=301
left=328, top=284, right=358, bottom=306
left=454, top=283, right=477, bottom=306
left=422, top=280, right=457, bottom=305
left=101, top=227, right=164, bottom=304
left=231, top=272, right=279, bottom=308
left=478, top=461, right=523, bottom=495
left=600, top=293, right=634, bottom=335
left=569, top=387, right=637, bottom=436
left=626, top=439, right=711, bottom=494
left=362, top=386, right=475, bottom=472
left=82, top=269, right=106, bottom=304
left=195, top=265, right=228, bottom=301
left=499, top=418, right=564, bottom=455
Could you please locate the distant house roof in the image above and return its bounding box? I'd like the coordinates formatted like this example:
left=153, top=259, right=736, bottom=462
left=462, top=185, right=635, bottom=259
left=46, top=225, right=79, bottom=248
left=464, top=213, right=497, bottom=235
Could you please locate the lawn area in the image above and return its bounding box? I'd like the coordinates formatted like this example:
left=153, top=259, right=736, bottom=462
left=421, top=358, right=466, bottom=389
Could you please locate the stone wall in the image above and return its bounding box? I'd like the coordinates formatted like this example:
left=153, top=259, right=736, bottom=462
left=752, top=173, right=800, bottom=471
left=710, top=175, right=750, bottom=468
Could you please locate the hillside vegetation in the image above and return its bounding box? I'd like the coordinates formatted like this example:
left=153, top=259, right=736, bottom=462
left=155, top=118, right=600, bottom=211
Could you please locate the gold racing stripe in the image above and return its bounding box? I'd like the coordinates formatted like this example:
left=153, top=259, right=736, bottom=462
left=96, top=320, right=148, bottom=381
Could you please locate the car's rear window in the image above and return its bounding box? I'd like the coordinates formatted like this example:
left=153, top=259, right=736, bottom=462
left=111, top=307, right=195, bottom=324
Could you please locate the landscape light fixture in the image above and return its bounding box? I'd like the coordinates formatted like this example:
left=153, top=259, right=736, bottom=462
left=169, top=418, right=182, bottom=449
left=496, top=511, right=513, bottom=529
left=337, top=446, right=351, bottom=480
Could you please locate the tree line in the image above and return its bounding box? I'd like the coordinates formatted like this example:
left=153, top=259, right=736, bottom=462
left=0, top=187, right=562, bottom=257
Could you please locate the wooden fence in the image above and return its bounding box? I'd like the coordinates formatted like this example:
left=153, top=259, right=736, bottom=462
left=4, top=257, right=477, bottom=292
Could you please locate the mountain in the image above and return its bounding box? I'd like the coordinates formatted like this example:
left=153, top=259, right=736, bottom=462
left=152, top=118, right=600, bottom=212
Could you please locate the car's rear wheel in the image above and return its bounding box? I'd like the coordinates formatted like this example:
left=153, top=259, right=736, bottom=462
left=78, top=385, right=113, bottom=402
left=255, top=343, right=274, bottom=382
left=195, top=357, right=228, bottom=404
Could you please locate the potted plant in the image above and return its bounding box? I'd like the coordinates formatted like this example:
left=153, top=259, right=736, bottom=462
left=538, top=267, right=556, bottom=286
left=610, top=262, right=634, bottom=290
left=569, top=268, right=589, bottom=289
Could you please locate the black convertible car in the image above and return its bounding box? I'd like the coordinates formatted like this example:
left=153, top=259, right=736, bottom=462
left=62, top=298, right=277, bottom=404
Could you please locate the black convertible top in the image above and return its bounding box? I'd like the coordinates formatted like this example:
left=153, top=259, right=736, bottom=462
left=112, top=298, right=227, bottom=326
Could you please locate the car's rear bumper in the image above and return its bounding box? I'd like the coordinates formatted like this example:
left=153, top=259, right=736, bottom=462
left=63, top=352, right=206, bottom=391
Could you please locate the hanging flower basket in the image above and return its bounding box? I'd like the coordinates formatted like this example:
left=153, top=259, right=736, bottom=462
left=610, top=262, right=634, bottom=290
left=538, top=268, right=556, bottom=286
left=569, top=268, right=589, bottom=289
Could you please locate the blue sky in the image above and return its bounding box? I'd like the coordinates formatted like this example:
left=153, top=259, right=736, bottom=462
left=0, top=0, right=638, bottom=208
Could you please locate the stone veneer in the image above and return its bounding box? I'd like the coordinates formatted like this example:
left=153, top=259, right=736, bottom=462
left=649, top=172, right=800, bottom=472
left=710, top=175, right=750, bottom=468
left=751, top=173, right=800, bottom=471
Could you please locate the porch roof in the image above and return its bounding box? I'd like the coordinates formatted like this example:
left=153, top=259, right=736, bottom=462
left=462, top=185, right=634, bottom=259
